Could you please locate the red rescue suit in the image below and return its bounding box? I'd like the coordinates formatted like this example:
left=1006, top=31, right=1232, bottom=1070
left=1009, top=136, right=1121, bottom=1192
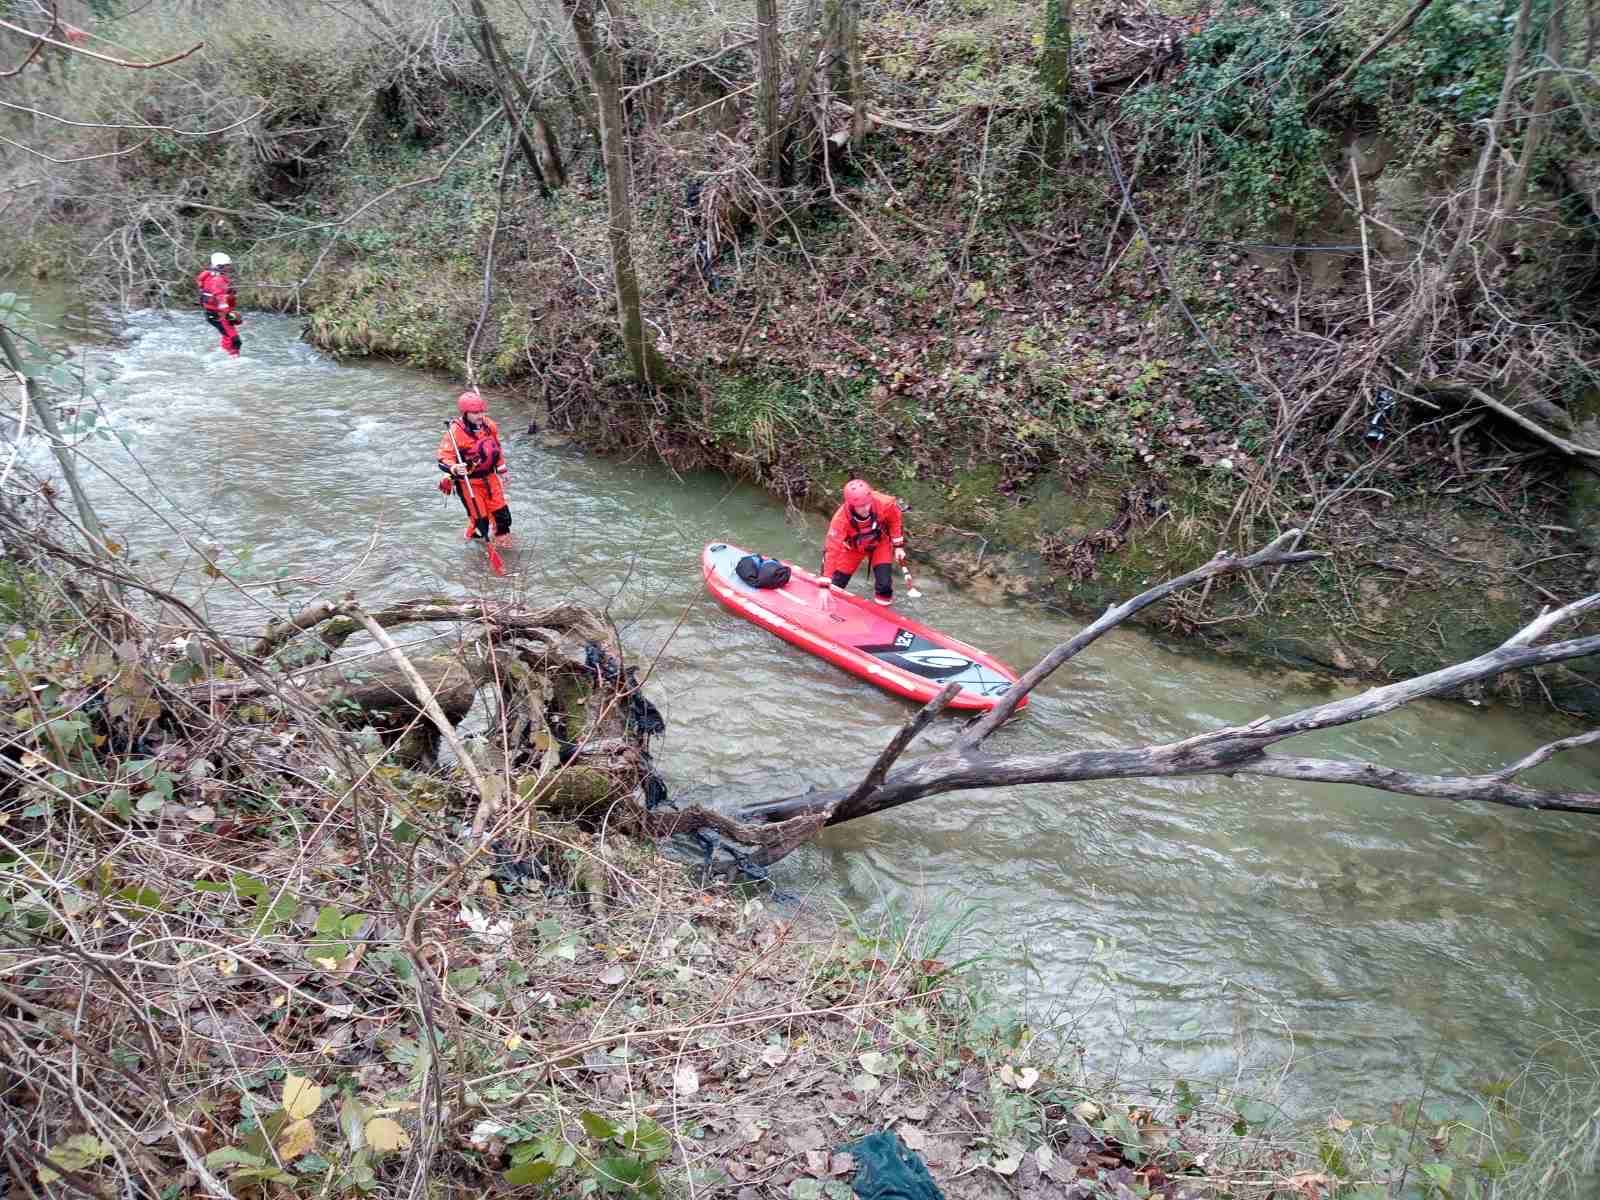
left=823, top=488, right=904, bottom=600
left=196, top=268, right=242, bottom=357
left=437, top=416, right=511, bottom=539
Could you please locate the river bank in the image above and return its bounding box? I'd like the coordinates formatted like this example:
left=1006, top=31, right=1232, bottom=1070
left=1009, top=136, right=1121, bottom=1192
left=5, top=0, right=1600, bottom=1187
left=4, top=282, right=1599, bottom=1197
left=11, top=107, right=1596, bottom=718
left=0, top=508, right=1592, bottom=1200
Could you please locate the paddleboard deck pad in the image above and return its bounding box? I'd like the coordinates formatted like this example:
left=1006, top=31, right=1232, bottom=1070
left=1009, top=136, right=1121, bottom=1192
left=702, top=542, right=1026, bottom=713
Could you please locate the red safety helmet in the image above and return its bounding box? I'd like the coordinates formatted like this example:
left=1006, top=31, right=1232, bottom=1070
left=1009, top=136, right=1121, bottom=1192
left=457, top=390, right=487, bottom=415
left=843, top=479, right=872, bottom=509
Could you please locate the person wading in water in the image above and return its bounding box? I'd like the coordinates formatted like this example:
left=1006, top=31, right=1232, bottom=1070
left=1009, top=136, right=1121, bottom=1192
left=821, top=478, right=906, bottom=606
left=195, top=252, right=243, bottom=357
left=437, top=390, right=512, bottom=541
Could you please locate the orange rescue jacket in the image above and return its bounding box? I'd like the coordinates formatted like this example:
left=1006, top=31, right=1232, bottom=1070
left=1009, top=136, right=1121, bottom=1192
left=826, top=489, right=904, bottom=556
left=438, top=417, right=508, bottom=514
left=437, top=416, right=506, bottom=478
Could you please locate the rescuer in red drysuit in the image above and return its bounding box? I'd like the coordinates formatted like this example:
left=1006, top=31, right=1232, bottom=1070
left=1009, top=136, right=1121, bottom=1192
left=821, top=478, right=906, bottom=606
left=437, top=391, right=512, bottom=540
left=196, top=251, right=242, bottom=357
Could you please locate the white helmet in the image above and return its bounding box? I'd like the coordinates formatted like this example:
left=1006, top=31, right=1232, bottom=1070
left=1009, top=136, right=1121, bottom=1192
left=210, top=252, right=232, bottom=267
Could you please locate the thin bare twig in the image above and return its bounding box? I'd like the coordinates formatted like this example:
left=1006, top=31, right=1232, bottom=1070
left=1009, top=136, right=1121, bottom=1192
left=0, top=17, right=202, bottom=68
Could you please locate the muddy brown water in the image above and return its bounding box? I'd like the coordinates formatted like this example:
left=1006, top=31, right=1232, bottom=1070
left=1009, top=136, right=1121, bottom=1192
left=16, top=288, right=1600, bottom=1117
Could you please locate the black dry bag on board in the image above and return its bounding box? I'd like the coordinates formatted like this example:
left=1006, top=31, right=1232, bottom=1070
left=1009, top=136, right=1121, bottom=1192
left=735, top=554, right=791, bottom=589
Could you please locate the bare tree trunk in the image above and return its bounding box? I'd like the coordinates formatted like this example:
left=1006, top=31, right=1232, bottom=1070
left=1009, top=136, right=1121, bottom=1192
left=479, top=0, right=568, bottom=188
left=1407, top=0, right=1537, bottom=340
left=817, top=0, right=864, bottom=145
left=464, top=0, right=566, bottom=190
left=755, top=0, right=781, bottom=182
left=776, top=0, right=827, bottom=185
left=1040, top=0, right=1073, bottom=172
left=1491, top=0, right=1566, bottom=256
left=1449, top=0, right=1536, bottom=271
left=563, top=0, right=669, bottom=385
left=822, top=0, right=846, bottom=97
left=0, top=322, right=108, bottom=554
left=844, top=0, right=865, bottom=145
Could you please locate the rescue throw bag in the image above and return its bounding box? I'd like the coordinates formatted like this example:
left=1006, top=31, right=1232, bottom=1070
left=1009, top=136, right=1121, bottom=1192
left=735, top=554, right=791, bottom=589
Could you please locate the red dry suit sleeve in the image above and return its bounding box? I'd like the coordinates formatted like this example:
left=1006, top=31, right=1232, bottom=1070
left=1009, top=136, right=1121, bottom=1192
left=875, top=491, right=904, bottom=546
left=437, top=424, right=465, bottom=472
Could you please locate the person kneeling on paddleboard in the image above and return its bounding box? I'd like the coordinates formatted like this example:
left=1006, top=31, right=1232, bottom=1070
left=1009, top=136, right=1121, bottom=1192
left=196, top=251, right=243, bottom=357
left=437, top=391, right=512, bottom=541
left=822, top=478, right=905, bottom=606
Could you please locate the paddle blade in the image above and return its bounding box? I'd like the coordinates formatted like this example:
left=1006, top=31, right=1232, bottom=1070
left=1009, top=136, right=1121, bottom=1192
left=486, top=542, right=506, bottom=576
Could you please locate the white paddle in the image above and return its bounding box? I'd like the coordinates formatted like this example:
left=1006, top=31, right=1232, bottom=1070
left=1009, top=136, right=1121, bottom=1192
left=901, top=562, right=922, bottom=599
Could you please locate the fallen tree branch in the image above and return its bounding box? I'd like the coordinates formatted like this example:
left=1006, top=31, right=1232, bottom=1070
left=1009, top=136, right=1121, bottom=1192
left=1320, top=159, right=1424, bottom=248
left=643, top=803, right=828, bottom=858
left=0, top=18, right=201, bottom=69
left=961, top=528, right=1323, bottom=745
left=676, top=567, right=1600, bottom=867
left=840, top=681, right=962, bottom=815
left=1239, top=753, right=1600, bottom=814
left=1505, top=595, right=1600, bottom=646
left=252, top=597, right=610, bottom=660
left=1491, top=725, right=1600, bottom=779
left=1424, top=379, right=1600, bottom=466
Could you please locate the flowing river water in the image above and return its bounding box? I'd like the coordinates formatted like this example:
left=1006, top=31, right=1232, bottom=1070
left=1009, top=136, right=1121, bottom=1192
left=15, top=291, right=1600, bottom=1118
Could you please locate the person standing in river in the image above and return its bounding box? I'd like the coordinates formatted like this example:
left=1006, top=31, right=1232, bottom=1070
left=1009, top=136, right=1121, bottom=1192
left=821, top=478, right=905, bottom=605
left=195, top=252, right=243, bottom=357
left=437, top=390, right=512, bottom=541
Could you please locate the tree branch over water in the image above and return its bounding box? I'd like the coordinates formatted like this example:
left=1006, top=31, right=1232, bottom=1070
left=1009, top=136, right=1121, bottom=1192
left=645, top=535, right=1600, bottom=866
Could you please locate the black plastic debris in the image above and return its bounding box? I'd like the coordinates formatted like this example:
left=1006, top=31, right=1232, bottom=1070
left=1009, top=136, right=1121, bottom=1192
left=1365, top=388, right=1398, bottom=446
left=583, top=641, right=666, bottom=740
left=641, top=769, right=670, bottom=811
left=488, top=839, right=550, bottom=896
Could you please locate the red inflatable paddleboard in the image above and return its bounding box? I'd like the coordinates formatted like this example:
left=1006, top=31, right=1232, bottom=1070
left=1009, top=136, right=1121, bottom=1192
left=701, top=542, right=1026, bottom=713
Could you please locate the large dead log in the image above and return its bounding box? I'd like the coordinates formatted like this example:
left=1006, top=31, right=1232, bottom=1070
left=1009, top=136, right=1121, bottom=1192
left=310, top=655, right=478, bottom=727
left=180, top=656, right=481, bottom=726
left=251, top=598, right=612, bottom=661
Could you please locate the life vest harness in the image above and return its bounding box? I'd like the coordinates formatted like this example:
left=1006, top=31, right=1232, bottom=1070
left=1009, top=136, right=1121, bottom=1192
left=449, top=420, right=503, bottom=478
left=844, top=507, right=883, bottom=551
